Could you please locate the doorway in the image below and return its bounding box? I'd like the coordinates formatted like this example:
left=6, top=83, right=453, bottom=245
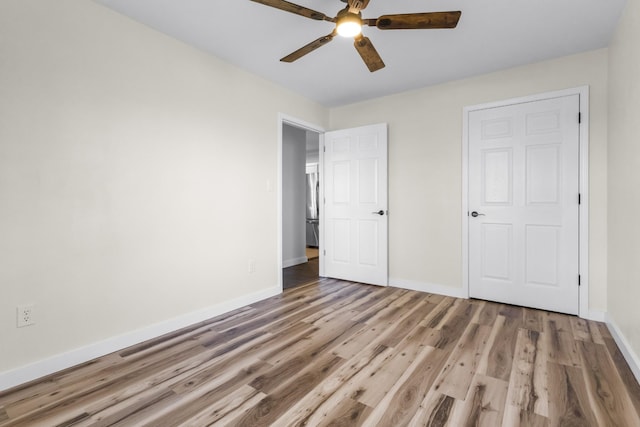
left=277, top=115, right=390, bottom=291
left=281, top=120, right=322, bottom=289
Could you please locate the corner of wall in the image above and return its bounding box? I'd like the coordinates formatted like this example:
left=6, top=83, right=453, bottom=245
left=605, top=313, right=640, bottom=385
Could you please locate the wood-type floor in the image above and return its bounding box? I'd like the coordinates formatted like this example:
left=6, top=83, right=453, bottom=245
left=1, top=279, right=640, bottom=426
left=283, top=258, right=319, bottom=290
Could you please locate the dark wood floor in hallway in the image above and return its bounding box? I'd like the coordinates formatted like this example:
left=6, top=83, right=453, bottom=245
left=1, top=279, right=640, bottom=426
left=283, top=257, right=319, bottom=290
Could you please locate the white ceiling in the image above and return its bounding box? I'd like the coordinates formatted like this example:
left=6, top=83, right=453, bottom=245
left=95, top=0, right=626, bottom=107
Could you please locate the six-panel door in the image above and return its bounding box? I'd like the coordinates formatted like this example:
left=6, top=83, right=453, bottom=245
left=324, top=123, right=388, bottom=286
left=468, top=95, right=580, bottom=314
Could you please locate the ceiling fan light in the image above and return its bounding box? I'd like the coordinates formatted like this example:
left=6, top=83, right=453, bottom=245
left=336, top=14, right=362, bottom=37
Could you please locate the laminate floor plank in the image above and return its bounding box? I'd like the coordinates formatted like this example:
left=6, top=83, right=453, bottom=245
left=1, top=279, right=639, bottom=427
left=343, top=286, right=398, bottom=314
left=176, top=385, right=265, bottom=427
left=135, top=361, right=274, bottom=427
left=315, top=398, right=372, bottom=427
left=422, top=298, right=460, bottom=330
left=232, top=353, right=346, bottom=427
left=547, top=362, right=600, bottom=426
left=354, top=325, right=438, bottom=408
left=423, top=302, right=479, bottom=353
left=5, top=343, right=224, bottom=427
left=0, top=353, right=123, bottom=409
left=577, top=340, right=639, bottom=426
left=482, top=309, right=522, bottom=381
left=602, top=337, right=640, bottom=418
left=407, top=391, right=456, bottom=426
left=569, top=317, right=592, bottom=342
left=545, top=320, right=581, bottom=368
left=504, top=329, right=547, bottom=421
left=299, top=287, right=375, bottom=325
left=260, top=313, right=362, bottom=367
left=293, top=348, right=395, bottom=427
left=448, top=374, right=509, bottom=427
left=432, top=323, right=492, bottom=400
left=350, top=289, right=412, bottom=324
left=118, top=306, right=254, bottom=359
left=276, top=343, right=390, bottom=426
left=3, top=340, right=204, bottom=422
left=365, top=345, right=448, bottom=426
left=522, top=308, right=544, bottom=333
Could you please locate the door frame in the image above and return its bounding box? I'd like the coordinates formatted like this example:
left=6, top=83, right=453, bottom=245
left=277, top=114, right=326, bottom=291
left=461, top=86, right=590, bottom=318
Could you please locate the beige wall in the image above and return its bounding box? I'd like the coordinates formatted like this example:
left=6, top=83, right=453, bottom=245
left=608, top=0, right=640, bottom=359
left=0, top=0, right=328, bottom=375
left=330, top=49, right=609, bottom=312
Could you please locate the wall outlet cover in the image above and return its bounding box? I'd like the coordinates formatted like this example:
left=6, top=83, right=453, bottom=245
left=17, top=305, right=35, bottom=328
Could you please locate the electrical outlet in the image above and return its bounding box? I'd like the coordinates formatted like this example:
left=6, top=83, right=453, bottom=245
left=17, top=304, right=35, bottom=328
left=249, top=259, right=256, bottom=274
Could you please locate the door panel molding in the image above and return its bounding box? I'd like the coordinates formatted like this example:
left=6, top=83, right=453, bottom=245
left=462, top=86, right=590, bottom=318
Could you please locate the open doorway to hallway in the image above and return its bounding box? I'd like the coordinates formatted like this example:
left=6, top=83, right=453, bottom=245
left=282, top=122, right=321, bottom=289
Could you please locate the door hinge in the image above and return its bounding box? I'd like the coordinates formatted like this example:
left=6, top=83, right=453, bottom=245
left=578, top=193, right=581, bottom=205
left=578, top=112, right=582, bottom=124
left=578, top=275, right=581, bottom=286
left=323, top=146, right=326, bottom=153
left=323, top=250, right=326, bottom=256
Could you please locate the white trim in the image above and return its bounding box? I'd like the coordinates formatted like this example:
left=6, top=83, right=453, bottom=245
left=576, top=87, right=590, bottom=318
left=606, top=313, right=640, bottom=385
left=389, top=278, right=468, bottom=299
left=318, top=133, right=326, bottom=277
left=0, top=286, right=280, bottom=392
left=462, top=104, right=470, bottom=299
left=277, top=114, right=326, bottom=287
left=283, top=256, right=308, bottom=268
left=462, top=86, right=590, bottom=318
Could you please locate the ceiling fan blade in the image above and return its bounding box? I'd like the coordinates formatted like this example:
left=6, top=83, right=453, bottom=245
left=250, top=0, right=334, bottom=22
left=281, top=32, right=336, bottom=63
left=347, top=0, right=370, bottom=13
left=353, top=35, right=385, bottom=72
left=376, top=11, right=461, bottom=30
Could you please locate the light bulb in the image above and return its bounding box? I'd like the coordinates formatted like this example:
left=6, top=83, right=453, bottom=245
left=336, top=12, right=362, bottom=37
left=337, top=21, right=362, bottom=37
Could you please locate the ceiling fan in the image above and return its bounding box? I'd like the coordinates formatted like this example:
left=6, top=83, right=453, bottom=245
left=250, top=0, right=461, bottom=72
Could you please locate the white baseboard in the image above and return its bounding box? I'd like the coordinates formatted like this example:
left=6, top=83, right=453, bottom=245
left=605, top=313, right=640, bottom=385
left=389, top=277, right=468, bottom=299
left=283, top=256, right=308, bottom=268
left=0, top=285, right=281, bottom=392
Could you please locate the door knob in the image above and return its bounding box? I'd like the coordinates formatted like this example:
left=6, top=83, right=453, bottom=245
left=470, top=211, right=485, bottom=217
left=372, top=210, right=385, bottom=216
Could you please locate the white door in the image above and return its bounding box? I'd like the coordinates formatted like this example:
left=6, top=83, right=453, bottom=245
left=468, top=95, right=580, bottom=314
left=323, top=123, right=388, bottom=286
